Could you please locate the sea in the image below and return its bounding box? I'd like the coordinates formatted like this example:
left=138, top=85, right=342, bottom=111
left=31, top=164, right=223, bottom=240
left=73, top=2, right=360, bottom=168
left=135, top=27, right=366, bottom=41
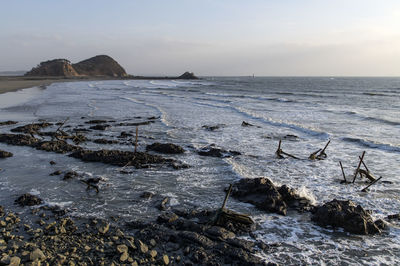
left=0, top=77, right=399, bottom=265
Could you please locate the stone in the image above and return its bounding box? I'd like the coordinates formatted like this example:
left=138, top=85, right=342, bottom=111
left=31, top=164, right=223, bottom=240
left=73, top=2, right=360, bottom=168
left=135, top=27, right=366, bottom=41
left=137, top=240, right=148, bottom=254
left=312, top=199, right=384, bottom=234
left=162, top=255, right=170, bottom=265
left=98, top=223, right=110, bottom=234
left=198, top=145, right=241, bottom=158
left=149, top=250, right=157, bottom=258
left=120, top=252, right=129, bottom=262
left=15, top=194, right=43, bottom=207
left=157, top=212, right=179, bottom=224
left=146, top=142, right=185, bottom=154
left=9, top=256, right=21, bottom=266
left=116, top=244, right=128, bottom=253
left=30, top=248, right=46, bottom=261
left=0, top=149, right=13, bottom=158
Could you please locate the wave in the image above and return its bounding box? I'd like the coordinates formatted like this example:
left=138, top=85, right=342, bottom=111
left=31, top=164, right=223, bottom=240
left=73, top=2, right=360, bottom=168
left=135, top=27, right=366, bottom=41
left=325, top=110, right=400, bottom=126
left=193, top=101, right=329, bottom=138
left=342, top=137, right=400, bottom=153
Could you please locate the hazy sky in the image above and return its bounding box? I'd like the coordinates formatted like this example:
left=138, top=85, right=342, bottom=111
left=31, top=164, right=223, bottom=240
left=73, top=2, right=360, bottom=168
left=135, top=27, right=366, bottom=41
left=1, top=0, right=400, bottom=76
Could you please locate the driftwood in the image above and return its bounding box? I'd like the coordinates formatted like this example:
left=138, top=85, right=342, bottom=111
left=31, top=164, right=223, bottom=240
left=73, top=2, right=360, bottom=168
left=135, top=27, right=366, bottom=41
left=134, top=126, right=139, bottom=154
left=309, top=140, right=330, bottom=160
left=276, top=140, right=299, bottom=159
left=352, top=151, right=366, bottom=183
left=361, top=176, right=383, bottom=192
left=358, top=169, right=376, bottom=182
left=339, top=161, right=349, bottom=184
left=212, top=184, right=254, bottom=226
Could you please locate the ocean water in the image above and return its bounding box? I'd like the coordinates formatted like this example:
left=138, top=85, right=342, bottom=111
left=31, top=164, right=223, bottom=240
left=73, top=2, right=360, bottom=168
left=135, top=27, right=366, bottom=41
left=0, top=77, right=399, bottom=264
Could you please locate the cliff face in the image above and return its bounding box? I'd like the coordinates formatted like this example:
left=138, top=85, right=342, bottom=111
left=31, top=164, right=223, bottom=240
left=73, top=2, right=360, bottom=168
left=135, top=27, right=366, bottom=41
left=25, top=59, right=78, bottom=77
left=25, top=55, right=127, bottom=77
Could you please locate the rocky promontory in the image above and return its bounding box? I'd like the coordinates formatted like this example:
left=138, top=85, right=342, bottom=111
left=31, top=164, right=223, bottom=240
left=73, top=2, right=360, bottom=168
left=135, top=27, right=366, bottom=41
left=25, top=55, right=128, bottom=78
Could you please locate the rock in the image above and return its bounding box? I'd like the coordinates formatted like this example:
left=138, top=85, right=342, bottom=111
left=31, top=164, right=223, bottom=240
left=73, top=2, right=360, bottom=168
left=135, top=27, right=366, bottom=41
left=198, top=145, right=241, bottom=158
left=0, top=133, right=39, bottom=146
left=30, top=248, right=46, bottom=261
left=149, top=249, right=157, bottom=258
left=119, top=131, right=133, bottom=138
left=312, top=199, right=384, bottom=234
left=85, top=120, right=108, bottom=124
left=69, top=149, right=174, bottom=168
left=162, top=255, right=170, bottom=265
left=89, top=124, right=110, bottom=131
left=137, top=240, right=148, bottom=254
left=116, top=244, right=128, bottom=253
left=63, top=171, right=78, bottom=180
left=35, top=140, right=81, bottom=153
left=0, top=254, right=10, bottom=265
left=93, top=138, right=118, bottom=144
left=15, top=194, right=43, bottom=207
left=140, top=192, right=154, bottom=200
left=202, top=124, right=225, bottom=131
left=50, top=170, right=62, bottom=176
left=177, top=72, right=199, bottom=80
left=205, top=226, right=235, bottom=240
left=157, top=212, right=179, bottom=224
left=0, top=149, right=13, bottom=158
left=241, top=121, right=254, bottom=127
left=26, top=55, right=128, bottom=77
left=98, top=223, right=110, bottom=234
left=49, top=161, right=56, bottom=165
left=120, top=252, right=129, bottom=262
left=9, top=256, right=21, bottom=266
left=0, top=121, right=18, bottom=126
left=10, top=122, right=52, bottom=134
left=146, top=142, right=185, bottom=154
left=231, top=177, right=287, bottom=215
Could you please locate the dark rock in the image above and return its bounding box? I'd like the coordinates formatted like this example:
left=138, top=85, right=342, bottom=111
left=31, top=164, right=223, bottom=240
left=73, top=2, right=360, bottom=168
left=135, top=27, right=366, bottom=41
left=49, top=161, right=56, bottom=165
left=119, top=131, right=133, bottom=138
left=157, top=212, right=179, bottom=224
left=312, top=199, right=384, bottom=234
left=50, top=170, right=62, bottom=176
left=231, top=177, right=312, bottom=215
left=35, top=140, right=81, bottom=153
left=93, top=138, right=119, bottom=144
left=63, top=171, right=79, bottom=180
left=158, top=197, right=170, bottom=210
left=198, top=145, right=241, bottom=158
left=0, top=133, right=39, bottom=146
left=10, top=122, right=52, bottom=134
left=69, top=149, right=174, bottom=168
left=0, top=205, right=3, bottom=216
left=202, top=124, right=224, bottom=131
left=116, top=121, right=154, bottom=126
left=15, top=193, right=43, bottom=207
left=170, top=162, right=190, bottom=170
left=0, top=121, right=18, bottom=126
left=387, top=214, right=400, bottom=220
left=177, top=72, right=199, bottom=80
left=140, top=192, right=154, bottom=199
left=0, top=149, right=13, bottom=158
left=146, top=142, right=185, bottom=154
left=85, top=120, right=108, bottom=124
left=241, top=121, right=254, bottom=127
left=89, top=124, right=110, bottom=131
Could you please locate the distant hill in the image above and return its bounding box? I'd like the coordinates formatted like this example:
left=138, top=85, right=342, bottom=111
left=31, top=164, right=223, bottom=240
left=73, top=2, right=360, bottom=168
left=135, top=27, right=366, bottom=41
left=25, top=55, right=127, bottom=77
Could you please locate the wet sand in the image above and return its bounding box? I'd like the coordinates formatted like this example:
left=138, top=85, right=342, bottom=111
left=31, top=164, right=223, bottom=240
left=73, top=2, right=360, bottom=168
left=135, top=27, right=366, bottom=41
left=0, top=76, right=73, bottom=94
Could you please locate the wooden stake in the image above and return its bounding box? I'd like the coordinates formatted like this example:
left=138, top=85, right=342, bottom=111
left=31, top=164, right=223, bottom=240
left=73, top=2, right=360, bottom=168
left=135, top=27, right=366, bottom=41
left=221, top=184, right=233, bottom=210
left=281, top=151, right=300, bottom=159
left=276, top=139, right=284, bottom=159
left=352, top=151, right=365, bottom=183
left=339, top=161, right=347, bottom=182
left=359, top=156, right=370, bottom=172
left=361, top=176, right=383, bottom=192
left=134, top=126, right=139, bottom=153
left=317, top=140, right=330, bottom=159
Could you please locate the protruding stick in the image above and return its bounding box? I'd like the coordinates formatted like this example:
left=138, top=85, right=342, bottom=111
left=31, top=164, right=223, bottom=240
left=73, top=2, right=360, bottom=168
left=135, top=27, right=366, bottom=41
left=276, top=139, right=284, bottom=159
left=134, top=126, right=139, bottom=153
left=353, top=151, right=365, bottom=183
left=359, top=156, right=370, bottom=172
left=319, top=140, right=331, bottom=155
left=281, top=151, right=300, bottom=159
left=339, top=161, right=347, bottom=182
left=361, top=176, right=383, bottom=192
left=221, top=184, right=233, bottom=210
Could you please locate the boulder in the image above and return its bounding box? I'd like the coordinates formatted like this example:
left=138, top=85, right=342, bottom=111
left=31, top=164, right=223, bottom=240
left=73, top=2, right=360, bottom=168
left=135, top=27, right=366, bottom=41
left=146, top=142, right=185, bottom=154
left=198, top=145, right=241, bottom=158
left=15, top=194, right=43, bottom=207
left=177, top=72, right=198, bottom=80
left=312, top=199, right=385, bottom=234
left=0, top=149, right=13, bottom=158
left=231, top=177, right=312, bottom=215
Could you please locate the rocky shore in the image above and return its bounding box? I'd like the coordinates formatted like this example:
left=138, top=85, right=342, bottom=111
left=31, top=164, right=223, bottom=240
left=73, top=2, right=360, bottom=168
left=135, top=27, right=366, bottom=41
left=0, top=118, right=394, bottom=265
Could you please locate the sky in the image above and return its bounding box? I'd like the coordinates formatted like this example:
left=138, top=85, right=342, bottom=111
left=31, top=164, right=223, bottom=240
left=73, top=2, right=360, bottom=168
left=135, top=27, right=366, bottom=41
left=1, top=0, right=400, bottom=76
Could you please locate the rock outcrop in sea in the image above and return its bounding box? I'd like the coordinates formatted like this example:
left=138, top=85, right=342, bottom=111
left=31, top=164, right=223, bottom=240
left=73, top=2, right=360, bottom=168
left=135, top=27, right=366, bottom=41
left=25, top=55, right=128, bottom=77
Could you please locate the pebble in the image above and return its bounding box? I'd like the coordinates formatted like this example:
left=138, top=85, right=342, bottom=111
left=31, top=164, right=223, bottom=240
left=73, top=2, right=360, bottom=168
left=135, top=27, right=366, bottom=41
left=30, top=248, right=46, bottom=261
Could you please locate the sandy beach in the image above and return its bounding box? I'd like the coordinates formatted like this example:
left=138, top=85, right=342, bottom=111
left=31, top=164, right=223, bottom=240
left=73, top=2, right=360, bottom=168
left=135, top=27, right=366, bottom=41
left=0, top=76, right=72, bottom=94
